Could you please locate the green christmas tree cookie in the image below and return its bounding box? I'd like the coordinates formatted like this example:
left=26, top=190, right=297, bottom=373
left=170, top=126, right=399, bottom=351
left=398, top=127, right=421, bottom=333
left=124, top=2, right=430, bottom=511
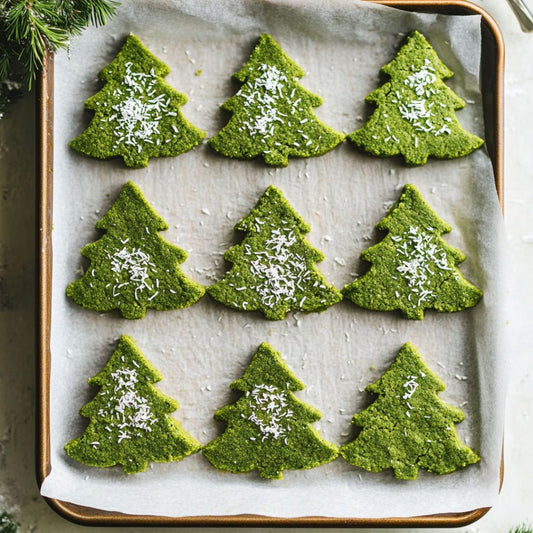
left=208, top=185, right=342, bottom=320
left=203, top=343, right=338, bottom=479
left=66, top=181, right=204, bottom=319
left=341, top=342, right=480, bottom=480
left=65, top=335, right=201, bottom=474
left=343, top=184, right=482, bottom=319
left=209, top=34, right=344, bottom=166
left=349, top=31, right=484, bottom=165
left=70, top=34, right=205, bottom=168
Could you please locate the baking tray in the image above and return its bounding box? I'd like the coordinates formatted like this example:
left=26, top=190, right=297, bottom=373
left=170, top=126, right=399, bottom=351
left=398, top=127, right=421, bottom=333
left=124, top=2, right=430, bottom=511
left=37, top=0, right=504, bottom=526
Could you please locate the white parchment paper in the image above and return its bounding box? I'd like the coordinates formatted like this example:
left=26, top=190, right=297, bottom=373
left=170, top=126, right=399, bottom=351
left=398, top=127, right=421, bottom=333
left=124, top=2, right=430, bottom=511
left=40, top=0, right=505, bottom=519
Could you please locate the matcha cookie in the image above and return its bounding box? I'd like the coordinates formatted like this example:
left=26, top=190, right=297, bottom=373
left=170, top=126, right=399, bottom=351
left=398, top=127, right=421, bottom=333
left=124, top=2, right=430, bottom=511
left=343, top=184, right=482, bottom=319
left=209, top=34, right=344, bottom=166
left=65, top=335, right=201, bottom=474
left=349, top=31, right=484, bottom=165
left=208, top=185, right=342, bottom=320
left=70, top=34, right=205, bottom=168
left=341, top=342, right=480, bottom=480
left=203, top=342, right=338, bottom=479
left=67, top=181, right=204, bottom=319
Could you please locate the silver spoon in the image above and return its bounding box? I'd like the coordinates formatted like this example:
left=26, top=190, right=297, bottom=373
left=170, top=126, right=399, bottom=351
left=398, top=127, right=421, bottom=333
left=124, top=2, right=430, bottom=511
left=507, top=0, right=533, bottom=32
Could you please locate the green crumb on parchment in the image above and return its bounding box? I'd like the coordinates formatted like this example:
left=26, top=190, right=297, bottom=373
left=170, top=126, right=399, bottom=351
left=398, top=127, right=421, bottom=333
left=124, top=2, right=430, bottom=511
left=349, top=30, right=484, bottom=166
left=208, top=185, right=343, bottom=320
left=203, top=342, right=338, bottom=479
left=65, top=335, right=201, bottom=474
left=70, top=34, right=205, bottom=168
left=209, top=33, right=344, bottom=166
left=195, top=69, right=202, bottom=76
left=66, top=181, right=205, bottom=319
left=341, top=342, right=480, bottom=480
left=343, top=184, right=482, bottom=320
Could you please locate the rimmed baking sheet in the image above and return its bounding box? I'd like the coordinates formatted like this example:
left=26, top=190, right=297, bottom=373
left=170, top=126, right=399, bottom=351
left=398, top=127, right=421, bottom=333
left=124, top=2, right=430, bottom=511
left=38, top=0, right=505, bottom=526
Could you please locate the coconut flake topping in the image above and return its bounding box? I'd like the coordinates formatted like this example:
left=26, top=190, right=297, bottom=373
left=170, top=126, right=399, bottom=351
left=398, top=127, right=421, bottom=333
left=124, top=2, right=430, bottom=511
left=97, top=366, right=158, bottom=443
left=404, top=59, right=437, bottom=98
left=108, top=246, right=159, bottom=302
left=246, top=383, right=293, bottom=441
left=394, top=225, right=453, bottom=307
left=106, top=62, right=176, bottom=151
left=240, top=219, right=312, bottom=310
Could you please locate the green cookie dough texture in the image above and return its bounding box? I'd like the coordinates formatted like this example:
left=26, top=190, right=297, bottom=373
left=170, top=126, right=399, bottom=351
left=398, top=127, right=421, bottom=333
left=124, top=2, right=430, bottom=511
left=70, top=34, right=205, bottom=168
left=66, top=181, right=205, bottom=319
left=343, top=184, right=482, bottom=320
left=65, top=335, right=201, bottom=474
left=209, top=33, right=344, bottom=166
left=208, top=185, right=343, bottom=320
left=341, top=342, right=480, bottom=480
left=349, top=31, right=484, bottom=165
left=203, top=342, right=338, bottom=479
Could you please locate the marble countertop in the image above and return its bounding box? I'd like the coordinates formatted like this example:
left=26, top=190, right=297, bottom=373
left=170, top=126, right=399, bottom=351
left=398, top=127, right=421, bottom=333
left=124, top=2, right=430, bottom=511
left=0, top=0, right=531, bottom=531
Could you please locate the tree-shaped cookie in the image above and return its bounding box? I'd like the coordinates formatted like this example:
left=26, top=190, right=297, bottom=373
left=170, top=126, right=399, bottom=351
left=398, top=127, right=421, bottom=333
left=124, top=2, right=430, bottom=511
left=208, top=185, right=342, bottom=320
left=341, top=342, right=480, bottom=479
left=209, top=34, right=344, bottom=166
left=65, top=335, right=200, bottom=474
left=203, top=342, right=338, bottom=479
left=343, top=184, right=482, bottom=319
left=349, top=31, right=483, bottom=165
left=66, top=181, right=204, bottom=319
left=70, top=34, right=205, bottom=168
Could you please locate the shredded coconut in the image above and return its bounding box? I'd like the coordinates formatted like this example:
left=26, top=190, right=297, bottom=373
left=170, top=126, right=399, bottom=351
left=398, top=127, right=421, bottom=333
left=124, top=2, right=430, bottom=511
left=106, top=62, right=177, bottom=150
left=403, top=375, right=419, bottom=400
left=239, top=219, right=312, bottom=310
left=387, top=59, right=454, bottom=137
left=404, top=59, right=437, bottom=97
left=108, top=246, right=158, bottom=302
left=247, top=383, right=293, bottom=441
left=97, top=366, right=158, bottom=443
left=394, top=225, right=453, bottom=307
left=236, top=63, right=314, bottom=149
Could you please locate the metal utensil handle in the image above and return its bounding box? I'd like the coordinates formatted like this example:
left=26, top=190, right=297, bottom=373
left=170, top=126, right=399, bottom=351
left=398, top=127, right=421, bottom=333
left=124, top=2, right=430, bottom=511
left=507, top=0, right=533, bottom=32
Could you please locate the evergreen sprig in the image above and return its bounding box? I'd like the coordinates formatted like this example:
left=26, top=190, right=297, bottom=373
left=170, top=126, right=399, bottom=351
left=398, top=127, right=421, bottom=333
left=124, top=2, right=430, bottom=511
left=0, top=0, right=119, bottom=115
left=510, top=526, right=533, bottom=533
left=0, top=511, right=18, bottom=533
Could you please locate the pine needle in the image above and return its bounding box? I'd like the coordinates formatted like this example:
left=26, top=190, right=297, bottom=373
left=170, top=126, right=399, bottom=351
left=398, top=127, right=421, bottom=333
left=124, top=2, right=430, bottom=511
left=0, top=0, right=120, bottom=91
left=0, top=510, right=18, bottom=533
left=510, top=526, right=533, bottom=533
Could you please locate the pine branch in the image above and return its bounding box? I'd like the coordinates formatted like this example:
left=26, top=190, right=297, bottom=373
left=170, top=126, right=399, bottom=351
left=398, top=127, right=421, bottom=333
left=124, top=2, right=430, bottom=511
left=0, top=0, right=120, bottom=91
left=0, top=510, right=18, bottom=533
left=0, top=48, right=11, bottom=80
left=6, top=1, right=69, bottom=84
left=510, top=526, right=533, bottom=533
left=54, top=0, right=120, bottom=34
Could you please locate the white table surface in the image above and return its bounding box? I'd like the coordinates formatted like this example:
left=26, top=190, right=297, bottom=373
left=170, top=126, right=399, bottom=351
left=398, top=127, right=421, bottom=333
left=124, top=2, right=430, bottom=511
left=0, top=0, right=531, bottom=530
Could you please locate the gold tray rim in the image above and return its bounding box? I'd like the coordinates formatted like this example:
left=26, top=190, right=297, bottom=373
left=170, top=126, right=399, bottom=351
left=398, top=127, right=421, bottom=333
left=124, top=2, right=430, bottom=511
left=36, top=0, right=505, bottom=526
